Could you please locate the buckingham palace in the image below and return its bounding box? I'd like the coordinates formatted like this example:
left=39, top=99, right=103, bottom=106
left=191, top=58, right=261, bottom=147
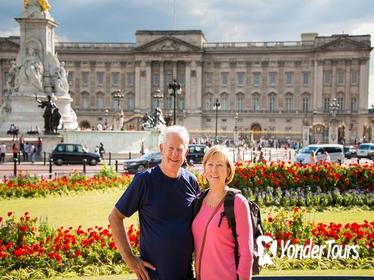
left=0, top=30, right=373, bottom=143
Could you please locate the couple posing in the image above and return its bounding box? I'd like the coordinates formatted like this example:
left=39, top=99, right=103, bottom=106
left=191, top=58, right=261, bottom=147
left=109, top=125, right=253, bottom=280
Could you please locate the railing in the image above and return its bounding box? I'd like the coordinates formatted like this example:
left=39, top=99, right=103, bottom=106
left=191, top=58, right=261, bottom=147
left=56, top=42, right=136, bottom=49
left=203, top=40, right=314, bottom=49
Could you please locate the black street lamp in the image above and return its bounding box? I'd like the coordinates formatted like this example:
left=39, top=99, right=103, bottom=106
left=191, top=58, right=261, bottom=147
left=168, top=79, right=182, bottom=125
left=113, top=90, right=124, bottom=111
left=329, top=98, right=339, bottom=122
left=113, top=90, right=124, bottom=130
left=104, top=109, right=109, bottom=129
left=329, top=98, right=340, bottom=143
left=213, top=99, right=221, bottom=144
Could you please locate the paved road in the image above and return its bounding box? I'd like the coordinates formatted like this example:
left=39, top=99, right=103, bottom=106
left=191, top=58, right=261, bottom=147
left=0, top=161, right=117, bottom=179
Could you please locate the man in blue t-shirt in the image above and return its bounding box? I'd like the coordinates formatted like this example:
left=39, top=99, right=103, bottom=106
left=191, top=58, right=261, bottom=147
left=109, top=126, right=199, bottom=280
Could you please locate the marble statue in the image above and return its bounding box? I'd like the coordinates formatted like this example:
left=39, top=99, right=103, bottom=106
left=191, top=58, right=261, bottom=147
left=55, top=61, right=69, bottom=95
left=6, top=60, right=19, bottom=93
left=18, top=47, right=44, bottom=92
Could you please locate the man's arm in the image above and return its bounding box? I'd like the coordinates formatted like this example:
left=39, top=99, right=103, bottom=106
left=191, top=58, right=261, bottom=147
left=108, top=207, right=155, bottom=280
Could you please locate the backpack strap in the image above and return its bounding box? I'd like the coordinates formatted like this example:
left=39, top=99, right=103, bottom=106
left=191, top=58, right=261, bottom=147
left=192, top=189, right=209, bottom=219
left=224, top=188, right=241, bottom=275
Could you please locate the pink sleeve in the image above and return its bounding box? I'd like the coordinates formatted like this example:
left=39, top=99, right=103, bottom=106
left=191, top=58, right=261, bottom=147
left=234, top=194, right=253, bottom=279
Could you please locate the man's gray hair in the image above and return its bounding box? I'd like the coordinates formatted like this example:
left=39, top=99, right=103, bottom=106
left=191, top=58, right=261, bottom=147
left=158, top=125, right=189, bottom=148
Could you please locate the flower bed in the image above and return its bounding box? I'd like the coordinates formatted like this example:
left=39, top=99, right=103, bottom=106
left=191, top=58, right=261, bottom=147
left=0, top=167, right=132, bottom=199
left=226, top=161, right=374, bottom=208
left=262, top=207, right=374, bottom=270
left=0, top=210, right=372, bottom=278
left=0, top=212, right=138, bottom=278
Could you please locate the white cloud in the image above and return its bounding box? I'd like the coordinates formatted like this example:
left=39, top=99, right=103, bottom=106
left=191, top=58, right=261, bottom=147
left=0, top=27, right=19, bottom=37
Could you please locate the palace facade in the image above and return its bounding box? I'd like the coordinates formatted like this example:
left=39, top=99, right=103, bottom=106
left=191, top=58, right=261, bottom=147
left=0, top=30, right=372, bottom=143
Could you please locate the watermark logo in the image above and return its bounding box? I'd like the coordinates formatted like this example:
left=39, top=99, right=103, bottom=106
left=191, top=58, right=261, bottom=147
left=256, top=235, right=277, bottom=265
left=256, top=236, right=360, bottom=265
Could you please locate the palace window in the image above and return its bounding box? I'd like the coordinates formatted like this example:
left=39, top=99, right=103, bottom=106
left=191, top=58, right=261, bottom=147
left=236, top=72, right=245, bottom=86
left=127, top=72, right=135, bottom=86
left=324, top=71, right=332, bottom=86
left=236, top=94, right=244, bottom=112
left=303, top=72, right=310, bottom=86
left=324, top=97, right=330, bottom=113
left=302, top=97, right=309, bottom=113
left=350, top=97, right=357, bottom=113
left=221, top=72, right=229, bottom=86
left=351, top=70, right=358, bottom=85
left=253, top=72, right=261, bottom=86
left=269, top=72, right=277, bottom=86
left=337, top=96, right=344, bottom=112
left=336, top=70, right=344, bottom=85
left=81, top=72, right=89, bottom=87
left=253, top=94, right=260, bottom=111
left=96, top=93, right=104, bottom=109
left=152, top=73, right=160, bottom=86
left=285, top=72, right=294, bottom=86
left=111, top=72, right=119, bottom=87
left=96, top=72, right=104, bottom=86
left=206, top=72, right=213, bottom=86
left=269, top=95, right=276, bottom=112
left=286, top=96, right=293, bottom=112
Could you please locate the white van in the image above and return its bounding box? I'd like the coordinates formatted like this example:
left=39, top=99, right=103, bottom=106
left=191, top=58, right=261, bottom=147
left=295, top=144, right=344, bottom=164
left=357, top=143, right=374, bottom=159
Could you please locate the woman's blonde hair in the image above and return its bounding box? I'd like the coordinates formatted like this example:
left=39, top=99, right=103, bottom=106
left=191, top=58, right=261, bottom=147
left=202, top=145, right=235, bottom=184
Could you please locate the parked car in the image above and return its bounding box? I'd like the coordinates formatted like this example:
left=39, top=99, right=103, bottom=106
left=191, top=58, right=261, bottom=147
left=343, top=145, right=357, bottom=159
left=357, top=143, right=374, bottom=159
left=295, top=144, right=344, bottom=164
left=186, top=144, right=208, bottom=164
left=51, top=143, right=100, bottom=166
left=123, top=151, right=162, bottom=174
left=368, top=151, right=374, bottom=160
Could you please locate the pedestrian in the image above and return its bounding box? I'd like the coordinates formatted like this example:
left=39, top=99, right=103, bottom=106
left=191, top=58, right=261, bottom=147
left=37, top=136, right=43, bottom=156
left=192, top=145, right=253, bottom=280
left=257, top=147, right=264, bottom=163
left=28, top=143, right=35, bottom=163
left=108, top=125, right=199, bottom=280
left=19, top=134, right=25, bottom=160
left=0, top=143, right=6, bottom=163
left=94, top=145, right=100, bottom=157
left=309, top=151, right=316, bottom=164
left=99, top=142, right=105, bottom=160
left=12, top=141, right=20, bottom=160
left=23, top=142, right=29, bottom=161
left=324, top=150, right=331, bottom=163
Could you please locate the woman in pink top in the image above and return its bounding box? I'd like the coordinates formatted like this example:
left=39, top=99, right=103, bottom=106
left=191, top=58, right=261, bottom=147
left=192, top=145, right=253, bottom=280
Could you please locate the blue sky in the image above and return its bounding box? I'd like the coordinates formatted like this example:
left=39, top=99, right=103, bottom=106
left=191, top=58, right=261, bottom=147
left=1, top=0, right=373, bottom=107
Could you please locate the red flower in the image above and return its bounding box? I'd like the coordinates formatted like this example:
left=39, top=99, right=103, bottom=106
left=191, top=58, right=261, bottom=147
left=109, top=242, right=116, bottom=249
left=7, top=211, right=13, bottom=217
left=19, top=225, right=28, bottom=232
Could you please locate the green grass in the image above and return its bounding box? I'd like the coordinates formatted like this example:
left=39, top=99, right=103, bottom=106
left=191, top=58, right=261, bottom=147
left=266, top=206, right=374, bottom=225
left=1, top=190, right=372, bottom=228
left=0, top=189, right=139, bottom=229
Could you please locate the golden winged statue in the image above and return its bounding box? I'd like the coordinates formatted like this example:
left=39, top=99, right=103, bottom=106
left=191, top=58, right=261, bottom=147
left=24, top=0, right=51, bottom=13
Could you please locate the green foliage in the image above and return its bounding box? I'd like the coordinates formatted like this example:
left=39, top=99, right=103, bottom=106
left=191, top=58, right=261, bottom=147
left=95, top=165, right=119, bottom=179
